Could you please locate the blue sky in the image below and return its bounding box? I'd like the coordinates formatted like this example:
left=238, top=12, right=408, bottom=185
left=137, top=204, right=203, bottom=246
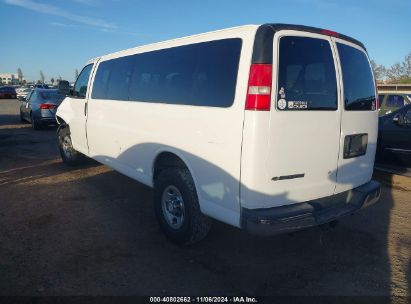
left=0, top=0, right=410, bottom=82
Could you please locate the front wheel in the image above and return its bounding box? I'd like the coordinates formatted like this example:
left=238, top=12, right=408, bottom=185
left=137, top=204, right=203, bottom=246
left=58, top=126, right=84, bottom=166
left=154, top=168, right=211, bottom=245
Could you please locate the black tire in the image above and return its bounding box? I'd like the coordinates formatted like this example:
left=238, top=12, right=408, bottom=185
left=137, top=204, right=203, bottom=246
left=19, top=110, right=25, bottom=122
left=31, top=113, right=40, bottom=130
left=154, top=168, right=211, bottom=245
left=58, top=126, right=84, bottom=166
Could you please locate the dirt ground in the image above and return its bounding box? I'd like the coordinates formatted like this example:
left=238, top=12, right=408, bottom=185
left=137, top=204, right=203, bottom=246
left=0, top=99, right=410, bottom=297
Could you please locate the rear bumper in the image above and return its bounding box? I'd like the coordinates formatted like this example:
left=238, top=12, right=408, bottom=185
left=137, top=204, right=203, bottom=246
left=39, top=117, right=57, bottom=125
left=242, top=180, right=381, bottom=236
left=36, top=110, right=57, bottom=125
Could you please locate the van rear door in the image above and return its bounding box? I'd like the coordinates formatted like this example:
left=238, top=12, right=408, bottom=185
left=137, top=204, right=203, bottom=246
left=266, top=32, right=341, bottom=204
left=333, top=39, right=378, bottom=193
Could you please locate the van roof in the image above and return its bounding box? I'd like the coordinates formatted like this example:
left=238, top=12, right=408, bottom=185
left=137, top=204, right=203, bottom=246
left=87, top=24, right=258, bottom=63
left=252, top=23, right=366, bottom=64
left=265, top=23, right=364, bottom=48
left=87, top=23, right=365, bottom=64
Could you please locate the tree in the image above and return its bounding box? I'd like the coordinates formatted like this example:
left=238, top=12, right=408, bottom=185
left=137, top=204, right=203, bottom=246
left=402, top=52, right=411, bottom=78
left=386, top=63, right=404, bottom=82
left=17, top=68, right=23, bottom=84
left=51, top=77, right=55, bottom=85
left=383, top=51, right=411, bottom=84
left=370, top=59, right=386, bottom=81
left=40, top=70, right=45, bottom=84
left=75, top=69, right=79, bottom=80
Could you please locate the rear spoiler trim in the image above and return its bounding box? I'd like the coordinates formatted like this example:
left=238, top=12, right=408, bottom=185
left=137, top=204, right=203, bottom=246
left=252, top=23, right=366, bottom=64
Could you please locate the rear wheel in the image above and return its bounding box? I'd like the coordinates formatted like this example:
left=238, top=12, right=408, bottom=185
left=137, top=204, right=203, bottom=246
left=58, top=126, right=84, bottom=165
left=19, top=110, right=25, bottom=122
left=31, top=113, right=40, bottom=130
left=154, top=168, right=211, bottom=245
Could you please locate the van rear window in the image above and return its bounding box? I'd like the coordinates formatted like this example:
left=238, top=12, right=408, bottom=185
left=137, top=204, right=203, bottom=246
left=91, top=39, right=242, bottom=107
left=337, top=43, right=376, bottom=111
left=277, top=36, right=337, bottom=111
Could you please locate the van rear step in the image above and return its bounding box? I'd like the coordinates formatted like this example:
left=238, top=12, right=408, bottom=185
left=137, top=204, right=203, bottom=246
left=242, top=180, right=381, bottom=236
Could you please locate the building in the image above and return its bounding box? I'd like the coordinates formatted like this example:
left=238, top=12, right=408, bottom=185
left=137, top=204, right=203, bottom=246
left=377, top=83, right=411, bottom=94
left=0, top=73, right=21, bottom=85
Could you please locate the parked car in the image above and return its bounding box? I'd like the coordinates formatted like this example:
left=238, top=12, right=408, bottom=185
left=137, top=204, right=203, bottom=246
left=56, top=23, right=381, bottom=244
left=33, top=84, right=49, bottom=89
left=0, top=86, right=17, bottom=99
left=15, top=86, right=26, bottom=94
left=16, top=87, right=32, bottom=99
left=20, top=89, right=65, bottom=129
left=378, top=93, right=411, bottom=116
left=57, top=80, right=71, bottom=95
left=377, top=103, right=411, bottom=166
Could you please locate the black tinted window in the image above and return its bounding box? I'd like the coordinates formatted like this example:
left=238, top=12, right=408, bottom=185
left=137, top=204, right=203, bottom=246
left=277, top=36, right=337, bottom=111
left=30, top=91, right=38, bottom=101
left=106, top=56, right=133, bottom=100
left=386, top=95, right=405, bottom=108
left=38, top=90, right=65, bottom=103
left=73, top=64, right=93, bottom=98
left=337, top=43, right=376, bottom=111
left=91, top=61, right=112, bottom=99
left=92, top=39, right=242, bottom=107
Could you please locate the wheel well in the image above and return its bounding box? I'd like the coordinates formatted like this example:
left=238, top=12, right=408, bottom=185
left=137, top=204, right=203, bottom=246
left=56, top=116, right=66, bottom=125
left=153, top=152, right=188, bottom=182
left=56, top=117, right=68, bottom=133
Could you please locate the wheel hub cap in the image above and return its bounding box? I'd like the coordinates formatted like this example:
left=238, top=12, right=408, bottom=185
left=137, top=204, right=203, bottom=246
left=161, top=185, right=185, bottom=229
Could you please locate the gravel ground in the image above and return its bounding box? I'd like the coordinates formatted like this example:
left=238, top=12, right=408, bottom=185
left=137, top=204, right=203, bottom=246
left=0, top=99, right=410, bottom=297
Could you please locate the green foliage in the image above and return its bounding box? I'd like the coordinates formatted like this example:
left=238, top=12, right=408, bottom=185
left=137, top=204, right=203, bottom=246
left=398, top=77, right=411, bottom=84
left=372, top=50, right=411, bottom=83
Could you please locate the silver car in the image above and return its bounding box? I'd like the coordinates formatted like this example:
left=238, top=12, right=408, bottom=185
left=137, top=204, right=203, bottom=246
left=19, top=89, right=65, bottom=130
left=16, top=87, right=32, bottom=99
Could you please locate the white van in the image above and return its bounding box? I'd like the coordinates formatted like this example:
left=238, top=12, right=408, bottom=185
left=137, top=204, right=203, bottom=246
left=56, top=24, right=381, bottom=244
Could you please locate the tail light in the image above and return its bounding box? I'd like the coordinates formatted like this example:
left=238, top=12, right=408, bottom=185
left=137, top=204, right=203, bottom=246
left=374, top=80, right=380, bottom=110
left=320, top=29, right=339, bottom=38
left=40, top=103, right=57, bottom=110
left=245, top=64, right=273, bottom=111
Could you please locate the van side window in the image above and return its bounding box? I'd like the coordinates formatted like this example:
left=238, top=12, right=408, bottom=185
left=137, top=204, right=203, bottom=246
left=73, top=64, right=93, bottom=98
left=337, top=43, right=376, bottom=111
left=91, top=39, right=242, bottom=107
left=91, top=61, right=112, bottom=100
left=277, top=36, right=337, bottom=110
left=106, top=56, right=133, bottom=100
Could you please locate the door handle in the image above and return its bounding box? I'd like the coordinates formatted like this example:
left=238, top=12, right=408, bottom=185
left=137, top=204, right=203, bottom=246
left=84, top=102, right=87, bottom=116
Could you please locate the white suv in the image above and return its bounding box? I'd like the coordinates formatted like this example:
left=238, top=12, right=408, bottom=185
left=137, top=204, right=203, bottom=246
left=56, top=24, right=381, bottom=244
